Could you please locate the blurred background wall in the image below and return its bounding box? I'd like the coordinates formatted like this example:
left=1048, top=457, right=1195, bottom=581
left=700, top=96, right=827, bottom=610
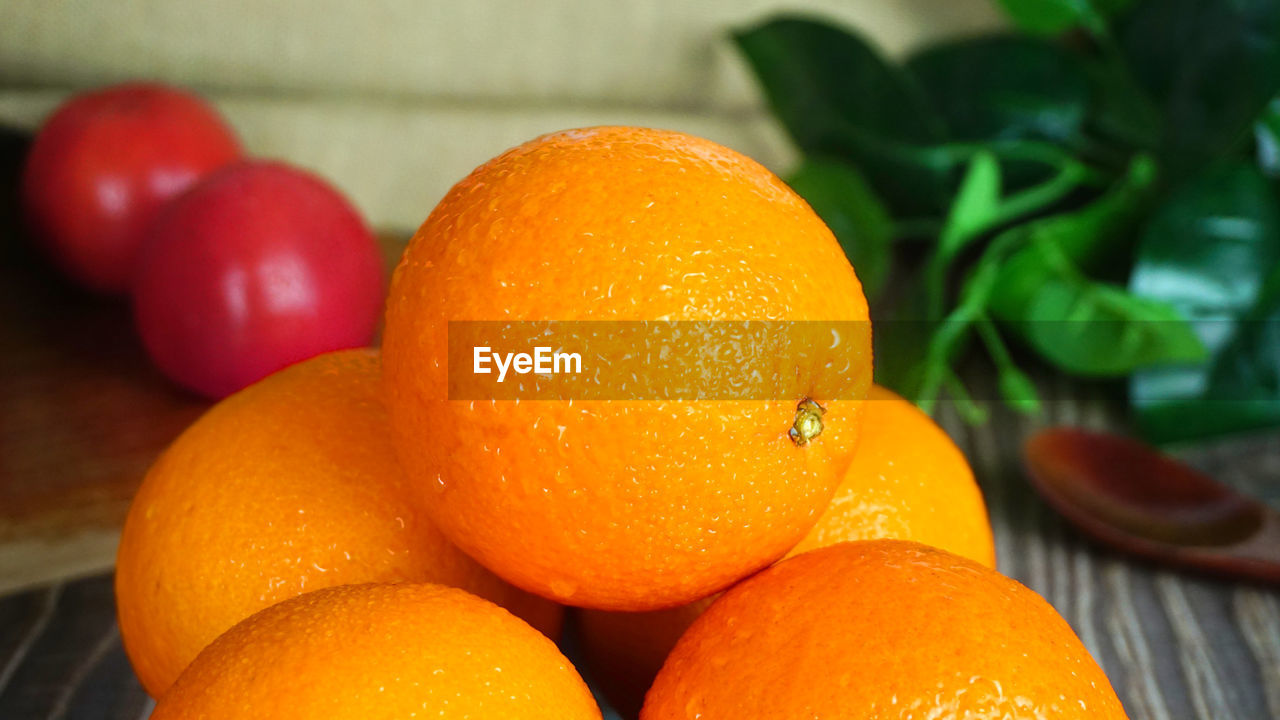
left=0, top=0, right=1002, bottom=232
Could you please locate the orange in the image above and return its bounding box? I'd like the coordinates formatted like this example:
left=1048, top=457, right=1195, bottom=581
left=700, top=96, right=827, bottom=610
left=642, top=540, right=1128, bottom=720
left=151, top=583, right=602, bottom=720
left=579, top=385, right=995, bottom=716
left=382, top=126, right=872, bottom=611
left=115, top=349, right=560, bottom=697
left=790, top=384, right=995, bottom=563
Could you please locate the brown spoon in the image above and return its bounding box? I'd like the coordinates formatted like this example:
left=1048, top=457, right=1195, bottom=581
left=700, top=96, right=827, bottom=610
left=1024, top=427, right=1280, bottom=585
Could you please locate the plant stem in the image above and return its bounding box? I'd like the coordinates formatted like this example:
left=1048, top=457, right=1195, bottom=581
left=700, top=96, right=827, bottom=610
left=975, top=312, right=1042, bottom=414
left=942, top=369, right=989, bottom=424
left=916, top=226, right=1035, bottom=414
left=975, top=312, right=1015, bottom=371
left=925, top=160, right=1095, bottom=319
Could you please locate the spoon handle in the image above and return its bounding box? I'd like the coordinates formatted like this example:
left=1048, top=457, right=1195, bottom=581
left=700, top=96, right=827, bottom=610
left=1221, top=508, right=1280, bottom=584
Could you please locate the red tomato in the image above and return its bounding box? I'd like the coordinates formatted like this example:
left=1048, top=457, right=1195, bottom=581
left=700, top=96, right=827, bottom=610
left=133, top=161, right=385, bottom=398
left=21, top=83, right=242, bottom=293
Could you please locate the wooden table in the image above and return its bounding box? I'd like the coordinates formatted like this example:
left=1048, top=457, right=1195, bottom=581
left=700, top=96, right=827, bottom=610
left=0, top=126, right=1277, bottom=719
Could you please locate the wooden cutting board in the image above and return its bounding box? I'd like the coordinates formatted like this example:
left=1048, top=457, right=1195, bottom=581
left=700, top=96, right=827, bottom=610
left=0, top=127, right=407, bottom=595
left=0, top=128, right=202, bottom=595
left=0, top=269, right=208, bottom=595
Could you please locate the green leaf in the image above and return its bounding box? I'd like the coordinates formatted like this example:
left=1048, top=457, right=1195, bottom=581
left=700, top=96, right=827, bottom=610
left=1082, top=54, right=1163, bottom=154
left=785, top=159, right=894, bottom=299
left=995, top=0, right=1136, bottom=34
left=732, top=16, right=952, bottom=215
left=995, top=0, right=1089, bottom=35
left=1094, top=0, right=1138, bottom=15
left=989, top=156, right=1155, bottom=309
left=926, top=149, right=1107, bottom=319
left=1118, top=0, right=1280, bottom=179
left=1015, top=278, right=1206, bottom=375
left=1131, top=164, right=1280, bottom=321
left=1129, top=162, right=1280, bottom=442
left=1204, top=268, right=1280, bottom=409
left=732, top=16, right=941, bottom=148
left=1256, top=96, right=1280, bottom=177
left=924, top=152, right=1004, bottom=317
left=1136, top=270, right=1280, bottom=442
left=906, top=36, right=1093, bottom=148
left=988, top=156, right=1199, bottom=376
left=940, top=151, right=1002, bottom=259
left=994, top=0, right=1137, bottom=35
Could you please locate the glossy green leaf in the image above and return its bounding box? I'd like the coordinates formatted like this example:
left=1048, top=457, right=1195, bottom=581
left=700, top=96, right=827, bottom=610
left=1082, top=54, right=1162, bottom=155
left=906, top=36, right=1092, bottom=147
left=1129, top=163, right=1280, bottom=442
left=1015, top=277, right=1206, bottom=375
left=1119, top=0, right=1280, bottom=178
left=1131, top=165, right=1280, bottom=322
left=994, top=0, right=1087, bottom=35
left=1094, top=0, right=1138, bottom=15
left=1135, top=273, right=1280, bottom=442
left=732, top=16, right=953, bottom=215
left=1203, top=269, right=1280, bottom=416
left=993, top=0, right=1135, bottom=35
left=987, top=156, right=1200, bottom=376
left=732, top=16, right=941, bottom=147
left=988, top=155, right=1156, bottom=314
left=940, top=151, right=1002, bottom=259
left=925, top=148, right=1107, bottom=320
left=786, top=159, right=894, bottom=299
left=1256, top=96, right=1280, bottom=177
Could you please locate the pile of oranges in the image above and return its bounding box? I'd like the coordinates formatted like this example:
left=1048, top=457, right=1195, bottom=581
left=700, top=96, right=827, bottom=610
left=115, top=127, right=1129, bottom=719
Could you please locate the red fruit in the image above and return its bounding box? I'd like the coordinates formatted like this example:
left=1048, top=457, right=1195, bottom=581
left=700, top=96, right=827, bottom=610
left=21, top=83, right=242, bottom=293
left=133, top=161, right=385, bottom=399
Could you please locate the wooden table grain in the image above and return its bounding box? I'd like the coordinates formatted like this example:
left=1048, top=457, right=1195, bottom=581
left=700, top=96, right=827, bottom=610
left=0, top=125, right=1277, bottom=719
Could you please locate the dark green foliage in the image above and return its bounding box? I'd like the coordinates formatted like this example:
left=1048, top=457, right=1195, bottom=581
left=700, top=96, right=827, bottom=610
left=736, top=1, right=1280, bottom=441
